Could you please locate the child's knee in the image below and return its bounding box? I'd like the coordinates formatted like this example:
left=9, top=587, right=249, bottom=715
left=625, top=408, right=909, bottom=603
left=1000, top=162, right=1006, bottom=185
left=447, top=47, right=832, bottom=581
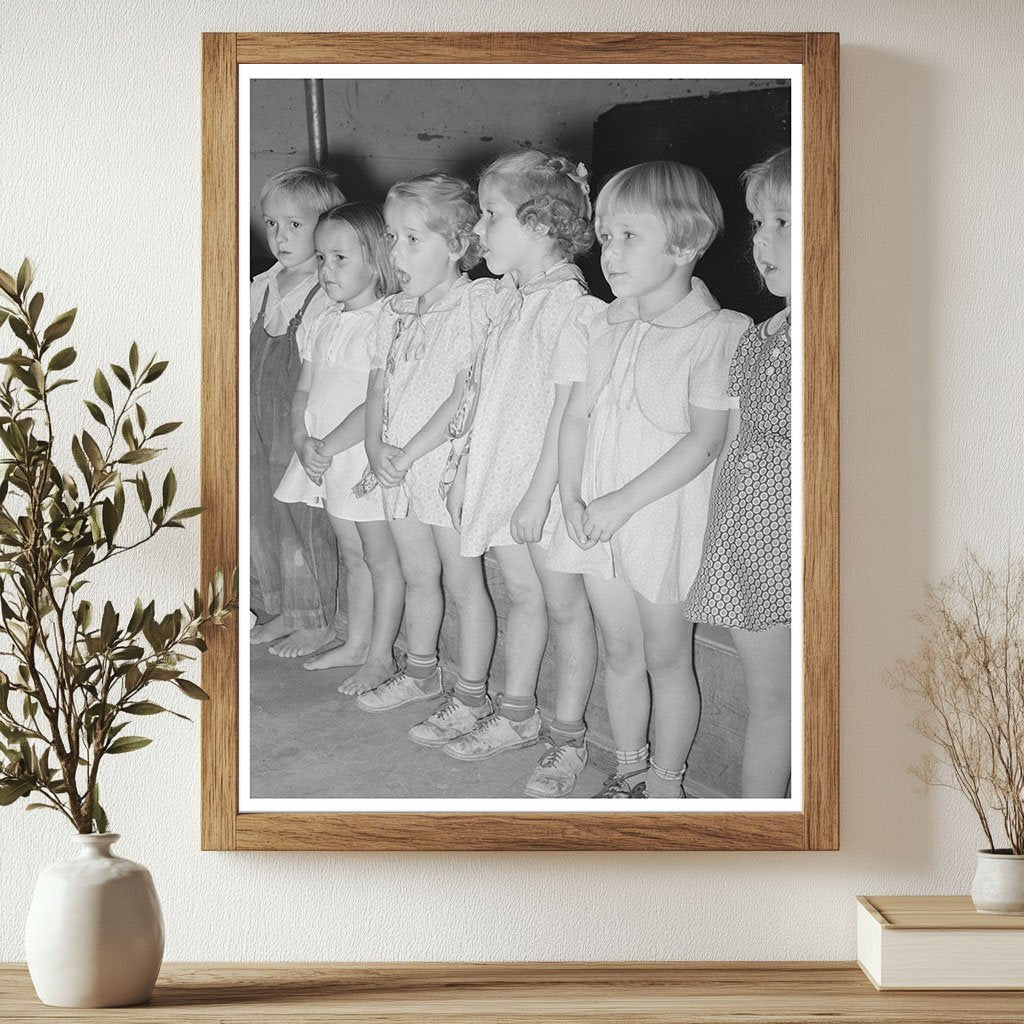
left=602, top=631, right=644, bottom=673
left=643, top=638, right=691, bottom=681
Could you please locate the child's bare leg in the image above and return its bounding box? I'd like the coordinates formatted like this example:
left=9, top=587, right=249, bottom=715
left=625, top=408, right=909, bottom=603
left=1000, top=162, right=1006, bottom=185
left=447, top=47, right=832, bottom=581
left=355, top=517, right=444, bottom=711
left=585, top=576, right=650, bottom=795
left=336, top=522, right=405, bottom=695
left=491, top=545, right=547, bottom=701
left=531, top=549, right=597, bottom=729
left=521, top=551, right=598, bottom=798
left=432, top=526, right=496, bottom=681
left=731, top=624, right=791, bottom=798
left=305, top=517, right=371, bottom=671
left=638, top=599, right=699, bottom=798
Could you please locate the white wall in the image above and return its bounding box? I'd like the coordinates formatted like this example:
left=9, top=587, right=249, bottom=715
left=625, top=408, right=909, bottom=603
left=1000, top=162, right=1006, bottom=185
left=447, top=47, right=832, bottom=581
left=1, top=0, right=1021, bottom=961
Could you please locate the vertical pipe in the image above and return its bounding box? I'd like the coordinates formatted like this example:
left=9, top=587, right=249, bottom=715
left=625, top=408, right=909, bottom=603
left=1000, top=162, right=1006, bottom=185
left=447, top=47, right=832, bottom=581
left=304, top=79, right=327, bottom=166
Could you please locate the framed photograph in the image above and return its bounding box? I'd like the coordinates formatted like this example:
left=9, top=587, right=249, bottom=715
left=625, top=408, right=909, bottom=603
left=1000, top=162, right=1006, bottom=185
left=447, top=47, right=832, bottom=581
left=201, top=32, right=838, bottom=851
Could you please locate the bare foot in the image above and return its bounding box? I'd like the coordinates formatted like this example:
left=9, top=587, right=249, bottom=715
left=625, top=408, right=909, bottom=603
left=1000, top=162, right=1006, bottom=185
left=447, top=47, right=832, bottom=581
left=250, top=615, right=291, bottom=646
left=268, top=626, right=335, bottom=658
left=303, top=643, right=371, bottom=672
left=337, top=657, right=398, bottom=696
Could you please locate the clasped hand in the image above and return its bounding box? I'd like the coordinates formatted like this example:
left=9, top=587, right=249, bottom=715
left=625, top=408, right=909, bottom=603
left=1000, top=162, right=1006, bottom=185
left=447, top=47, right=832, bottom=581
left=298, top=436, right=332, bottom=482
left=369, top=443, right=409, bottom=488
left=566, top=490, right=633, bottom=548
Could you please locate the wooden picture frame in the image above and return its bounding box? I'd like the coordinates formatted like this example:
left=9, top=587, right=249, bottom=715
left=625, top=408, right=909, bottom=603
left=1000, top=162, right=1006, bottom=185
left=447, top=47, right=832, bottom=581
left=201, top=31, right=838, bottom=851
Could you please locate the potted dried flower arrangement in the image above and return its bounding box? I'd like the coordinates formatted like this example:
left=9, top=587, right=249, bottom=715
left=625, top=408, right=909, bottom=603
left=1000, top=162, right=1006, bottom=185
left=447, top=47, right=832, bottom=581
left=895, top=552, right=1024, bottom=914
left=0, top=260, right=236, bottom=1005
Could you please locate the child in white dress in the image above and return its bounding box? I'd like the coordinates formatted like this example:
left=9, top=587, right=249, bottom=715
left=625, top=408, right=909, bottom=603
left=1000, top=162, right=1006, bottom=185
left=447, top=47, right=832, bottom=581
left=548, top=161, right=751, bottom=798
left=274, top=202, right=405, bottom=695
left=250, top=166, right=346, bottom=660
left=685, top=149, right=793, bottom=797
left=354, top=174, right=498, bottom=739
left=436, top=151, right=606, bottom=797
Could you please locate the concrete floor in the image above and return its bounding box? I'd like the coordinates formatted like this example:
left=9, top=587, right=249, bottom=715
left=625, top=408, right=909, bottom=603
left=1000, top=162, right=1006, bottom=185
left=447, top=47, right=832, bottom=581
left=249, top=643, right=607, bottom=800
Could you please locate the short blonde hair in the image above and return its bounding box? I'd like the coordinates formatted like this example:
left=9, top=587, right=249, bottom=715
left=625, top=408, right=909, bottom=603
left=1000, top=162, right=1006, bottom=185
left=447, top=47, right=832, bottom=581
left=259, top=165, right=346, bottom=214
left=742, top=148, right=791, bottom=214
left=317, top=202, right=400, bottom=298
left=479, top=150, right=594, bottom=258
left=595, top=160, right=723, bottom=259
left=385, top=172, right=482, bottom=271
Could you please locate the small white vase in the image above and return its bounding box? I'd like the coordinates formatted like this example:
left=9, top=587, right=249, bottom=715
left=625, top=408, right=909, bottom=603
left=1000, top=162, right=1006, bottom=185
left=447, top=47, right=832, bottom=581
left=971, top=849, right=1024, bottom=915
left=25, top=833, right=164, bottom=1007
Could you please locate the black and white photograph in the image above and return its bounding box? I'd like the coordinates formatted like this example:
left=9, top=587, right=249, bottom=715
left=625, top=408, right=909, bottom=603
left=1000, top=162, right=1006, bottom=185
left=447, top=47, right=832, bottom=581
left=240, top=65, right=799, bottom=811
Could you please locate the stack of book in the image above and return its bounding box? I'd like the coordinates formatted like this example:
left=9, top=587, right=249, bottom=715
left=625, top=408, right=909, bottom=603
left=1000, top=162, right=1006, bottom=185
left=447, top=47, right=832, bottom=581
left=857, top=895, right=1024, bottom=990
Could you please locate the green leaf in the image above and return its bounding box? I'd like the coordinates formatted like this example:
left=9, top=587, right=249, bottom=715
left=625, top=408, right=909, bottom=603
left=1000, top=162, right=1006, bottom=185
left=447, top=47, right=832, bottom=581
left=149, top=421, right=181, bottom=438
left=110, top=363, right=131, bottom=389
left=142, top=360, right=168, bottom=383
left=121, top=418, right=137, bottom=449
left=168, top=507, right=203, bottom=524
left=136, top=473, right=152, bottom=513
left=93, top=369, right=113, bottom=409
left=26, top=803, right=62, bottom=813
left=175, top=679, right=210, bottom=701
left=42, top=308, right=76, bottom=344
left=0, top=268, right=18, bottom=300
left=105, top=736, right=152, bottom=755
left=8, top=316, right=31, bottom=345
left=118, top=448, right=157, bottom=465
left=81, top=431, right=105, bottom=472
left=0, top=309, right=9, bottom=331
left=100, top=601, right=117, bottom=647
left=136, top=404, right=147, bottom=432
left=16, top=258, right=34, bottom=299
left=83, top=400, right=106, bottom=427
left=77, top=600, right=93, bottom=630
left=0, top=779, right=33, bottom=805
left=162, top=468, right=176, bottom=508
left=124, top=700, right=170, bottom=716
left=129, top=342, right=139, bottom=375
left=47, top=346, right=77, bottom=372
left=91, top=785, right=108, bottom=834
left=27, top=291, right=43, bottom=329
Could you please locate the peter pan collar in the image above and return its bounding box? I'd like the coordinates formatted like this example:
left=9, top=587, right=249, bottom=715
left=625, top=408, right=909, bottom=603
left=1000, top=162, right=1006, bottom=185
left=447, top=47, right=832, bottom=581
left=500, top=259, right=585, bottom=296
left=606, top=276, right=721, bottom=328
left=390, top=274, right=471, bottom=318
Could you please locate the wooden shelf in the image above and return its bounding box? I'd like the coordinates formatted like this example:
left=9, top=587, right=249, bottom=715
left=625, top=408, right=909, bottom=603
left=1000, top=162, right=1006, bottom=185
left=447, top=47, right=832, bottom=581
left=3, top=962, right=1024, bottom=1022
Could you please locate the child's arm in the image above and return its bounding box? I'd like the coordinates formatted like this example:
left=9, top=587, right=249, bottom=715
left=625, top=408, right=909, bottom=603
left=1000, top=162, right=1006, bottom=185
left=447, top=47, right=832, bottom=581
left=363, top=368, right=406, bottom=487
left=510, top=383, right=571, bottom=544
left=317, top=404, right=366, bottom=459
left=557, top=380, right=595, bottom=550
left=391, top=371, right=468, bottom=474
left=289, top=359, right=331, bottom=481
left=581, top=403, right=729, bottom=543
left=706, top=406, right=741, bottom=506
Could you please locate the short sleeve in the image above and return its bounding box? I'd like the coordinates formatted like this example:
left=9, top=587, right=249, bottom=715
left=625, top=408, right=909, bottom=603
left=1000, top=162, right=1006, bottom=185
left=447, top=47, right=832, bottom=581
left=293, top=287, right=334, bottom=360
left=689, top=310, right=751, bottom=410
left=298, top=307, right=331, bottom=363
left=369, top=300, right=398, bottom=370
left=727, top=320, right=760, bottom=400
left=549, top=294, right=607, bottom=385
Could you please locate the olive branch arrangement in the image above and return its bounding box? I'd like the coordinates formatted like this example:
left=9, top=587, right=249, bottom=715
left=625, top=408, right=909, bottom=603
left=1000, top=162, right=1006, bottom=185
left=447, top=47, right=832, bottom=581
left=894, top=552, right=1024, bottom=854
left=0, top=259, right=236, bottom=834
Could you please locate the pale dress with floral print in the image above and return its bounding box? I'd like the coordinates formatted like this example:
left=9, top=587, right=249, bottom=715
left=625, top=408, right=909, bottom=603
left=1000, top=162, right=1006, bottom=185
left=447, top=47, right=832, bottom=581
left=368, top=275, right=495, bottom=528
left=458, top=261, right=607, bottom=557
left=546, top=277, right=750, bottom=605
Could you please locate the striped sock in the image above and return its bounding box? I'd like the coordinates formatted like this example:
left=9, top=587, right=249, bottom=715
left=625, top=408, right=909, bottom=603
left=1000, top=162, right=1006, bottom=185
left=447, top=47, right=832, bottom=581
left=550, top=718, right=586, bottom=747
left=646, top=760, right=687, bottom=799
left=405, top=652, right=439, bottom=693
left=498, top=694, right=537, bottom=723
left=454, top=674, right=488, bottom=708
left=615, top=743, right=650, bottom=777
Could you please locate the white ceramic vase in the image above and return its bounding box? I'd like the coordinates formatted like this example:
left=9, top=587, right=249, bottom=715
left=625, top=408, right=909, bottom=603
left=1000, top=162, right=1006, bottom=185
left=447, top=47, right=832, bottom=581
left=970, top=849, right=1024, bottom=915
left=24, top=833, right=164, bottom=1007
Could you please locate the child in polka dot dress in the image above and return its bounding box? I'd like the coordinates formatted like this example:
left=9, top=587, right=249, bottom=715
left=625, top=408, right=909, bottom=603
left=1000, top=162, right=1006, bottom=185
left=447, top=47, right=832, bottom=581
left=685, top=149, right=793, bottom=799
left=548, top=161, right=751, bottom=799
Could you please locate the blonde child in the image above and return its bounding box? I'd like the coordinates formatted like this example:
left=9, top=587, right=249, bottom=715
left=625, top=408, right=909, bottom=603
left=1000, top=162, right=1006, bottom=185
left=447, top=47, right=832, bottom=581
left=685, top=149, right=793, bottom=798
left=354, top=173, right=498, bottom=736
left=547, top=161, right=751, bottom=799
left=250, top=166, right=346, bottom=659
left=274, top=202, right=406, bottom=695
left=436, top=151, right=605, bottom=797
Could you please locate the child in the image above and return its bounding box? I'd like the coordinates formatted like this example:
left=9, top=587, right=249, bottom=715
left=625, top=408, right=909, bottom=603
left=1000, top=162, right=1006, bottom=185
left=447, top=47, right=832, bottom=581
left=685, top=149, right=793, bottom=799
left=439, top=151, right=605, bottom=797
left=354, top=174, right=498, bottom=742
left=547, top=161, right=751, bottom=799
left=250, top=165, right=346, bottom=659
left=274, top=202, right=406, bottom=695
